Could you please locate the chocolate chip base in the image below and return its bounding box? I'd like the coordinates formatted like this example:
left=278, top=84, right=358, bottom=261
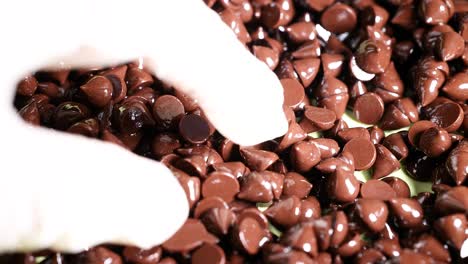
left=5, top=0, right=468, bottom=263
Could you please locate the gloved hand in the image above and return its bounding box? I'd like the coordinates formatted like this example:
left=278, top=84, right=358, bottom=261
left=0, top=0, right=287, bottom=253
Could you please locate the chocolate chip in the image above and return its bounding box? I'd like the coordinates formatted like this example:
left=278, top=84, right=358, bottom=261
left=418, top=0, right=455, bottom=25
left=286, top=22, right=316, bottom=43
left=408, top=120, right=437, bottom=146
left=442, top=72, right=468, bottom=101
left=353, top=92, right=385, bottom=124
left=153, top=95, right=185, bottom=129
left=434, top=213, right=467, bottom=250
left=411, top=234, right=451, bottom=262
left=19, top=101, right=40, bottom=126
left=202, top=172, right=240, bottom=203
left=178, top=114, right=211, bottom=144
left=388, top=198, right=424, bottom=228
left=383, top=132, right=409, bottom=160
left=276, top=122, right=307, bottom=151
left=17, top=76, right=38, bottom=97
left=321, top=3, right=357, bottom=34
left=194, top=196, right=229, bottom=219
left=240, top=148, right=279, bottom=172
left=290, top=140, right=321, bottom=173
left=428, top=101, right=464, bottom=132
left=71, top=247, right=122, bottom=264
left=300, top=106, right=337, bottom=132
left=328, top=168, right=360, bottom=203
left=299, top=196, right=321, bottom=222
left=232, top=208, right=271, bottom=255
left=280, top=222, right=318, bottom=257
left=321, top=53, right=344, bottom=77
left=282, top=172, right=312, bottom=198
left=309, top=138, right=340, bottom=159
left=123, top=246, right=162, bottom=264
left=162, top=218, right=218, bottom=253
left=80, top=76, right=113, bottom=107
left=382, top=177, right=411, bottom=198
left=435, top=186, right=468, bottom=216
left=355, top=39, right=391, bottom=74
left=292, top=58, right=320, bottom=87
left=281, top=78, right=306, bottom=111
left=201, top=206, right=235, bottom=236
left=125, top=66, right=154, bottom=91
left=356, top=198, right=389, bottom=232
left=67, top=118, right=99, bottom=138
left=336, top=233, right=364, bottom=257
left=373, top=144, right=401, bottom=179
left=343, top=138, right=377, bottom=170
left=361, top=179, right=397, bottom=200
left=314, top=76, right=349, bottom=118
left=265, top=196, right=301, bottom=227
left=373, top=62, right=404, bottom=103
left=238, top=171, right=282, bottom=203
left=419, top=126, right=452, bottom=157
left=220, top=8, right=251, bottom=44
left=368, top=126, right=385, bottom=145
left=446, top=139, right=468, bottom=185
left=192, top=243, right=226, bottom=264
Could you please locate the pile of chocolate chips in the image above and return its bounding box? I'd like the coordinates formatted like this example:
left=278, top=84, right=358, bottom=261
left=3, top=0, right=468, bottom=263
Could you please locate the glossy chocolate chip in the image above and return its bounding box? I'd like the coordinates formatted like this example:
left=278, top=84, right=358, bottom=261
left=321, top=53, right=344, bottom=77
left=435, top=31, right=465, bottom=61
left=418, top=0, right=455, bottom=25
left=125, top=66, right=154, bottom=91
left=383, top=133, right=409, bottom=160
left=17, top=76, right=38, bottom=97
left=418, top=126, right=452, bottom=157
left=300, top=106, right=336, bottom=132
left=290, top=140, right=321, bottom=173
left=115, top=98, right=155, bottom=134
left=442, top=72, right=468, bottom=101
left=336, top=233, right=364, bottom=257
left=265, top=196, right=301, bottom=227
left=328, top=168, right=360, bottom=203
left=179, top=114, right=211, bottom=144
left=321, top=3, right=357, bottom=34
left=151, top=133, right=181, bottom=159
left=220, top=9, right=251, bottom=44
left=413, top=57, right=449, bottom=106
left=309, top=138, right=340, bottom=159
left=313, top=215, right=333, bottom=251
left=201, top=207, right=235, bottom=236
left=373, top=144, right=401, bottom=179
left=240, top=148, right=279, bottom=172
left=434, top=213, right=467, bottom=250
left=299, top=196, right=321, bottom=222
left=19, top=102, right=40, bottom=126
left=388, top=198, right=424, bottom=228
left=412, top=234, right=451, bottom=263
left=153, top=95, right=185, bottom=129
left=368, top=126, right=385, bottom=145
left=428, top=101, right=464, bottom=132
left=53, top=101, right=90, bottom=130
left=238, top=171, right=281, bottom=203
left=194, top=196, right=229, bottom=219
left=408, top=120, right=437, bottom=146
left=80, top=76, right=113, bottom=107
left=383, top=177, right=411, bottom=198
left=435, top=186, right=468, bottom=215
left=286, top=22, right=316, bottom=43
left=446, top=139, right=468, bottom=185
left=280, top=222, right=318, bottom=257
left=277, top=122, right=307, bottom=151
left=162, top=218, right=218, bottom=253
left=232, top=209, right=271, bottom=255
left=315, top=76, right=349, bottom=118
left=343, top=138, right=376, bottom=170
left=356, top=199, right=389, bottom=232
left=67, top=118, right=99, bottom=138
left=260, top=0, right=295, bottom=29
left=101, top=65, right=128, bottom=103
left=373, top=62, right=404, bottom=103
left=282, top=172, right=312, bottom=198
left=202, top=172, right=240, bottom=203
left=123, top=246, right=162, bottom=264
left=281, top=78, right=306, bottom=111
left=355, top=39, right=391, bottom=74
left=361, top=179, right=397, bottom=200
left=292, top=58, right=320, bottom=87
left=192, top=243, right=226, bottom=264
left=353, top=92, right=385, bottom=124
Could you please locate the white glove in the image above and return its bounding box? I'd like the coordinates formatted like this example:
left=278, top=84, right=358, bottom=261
left=0, top=0, right=287, bottom=253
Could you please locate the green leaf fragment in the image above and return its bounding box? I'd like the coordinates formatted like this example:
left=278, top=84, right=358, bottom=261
left=269, top=223, right=283, bottom=237
left=257, top=202, right=272, bottom=212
